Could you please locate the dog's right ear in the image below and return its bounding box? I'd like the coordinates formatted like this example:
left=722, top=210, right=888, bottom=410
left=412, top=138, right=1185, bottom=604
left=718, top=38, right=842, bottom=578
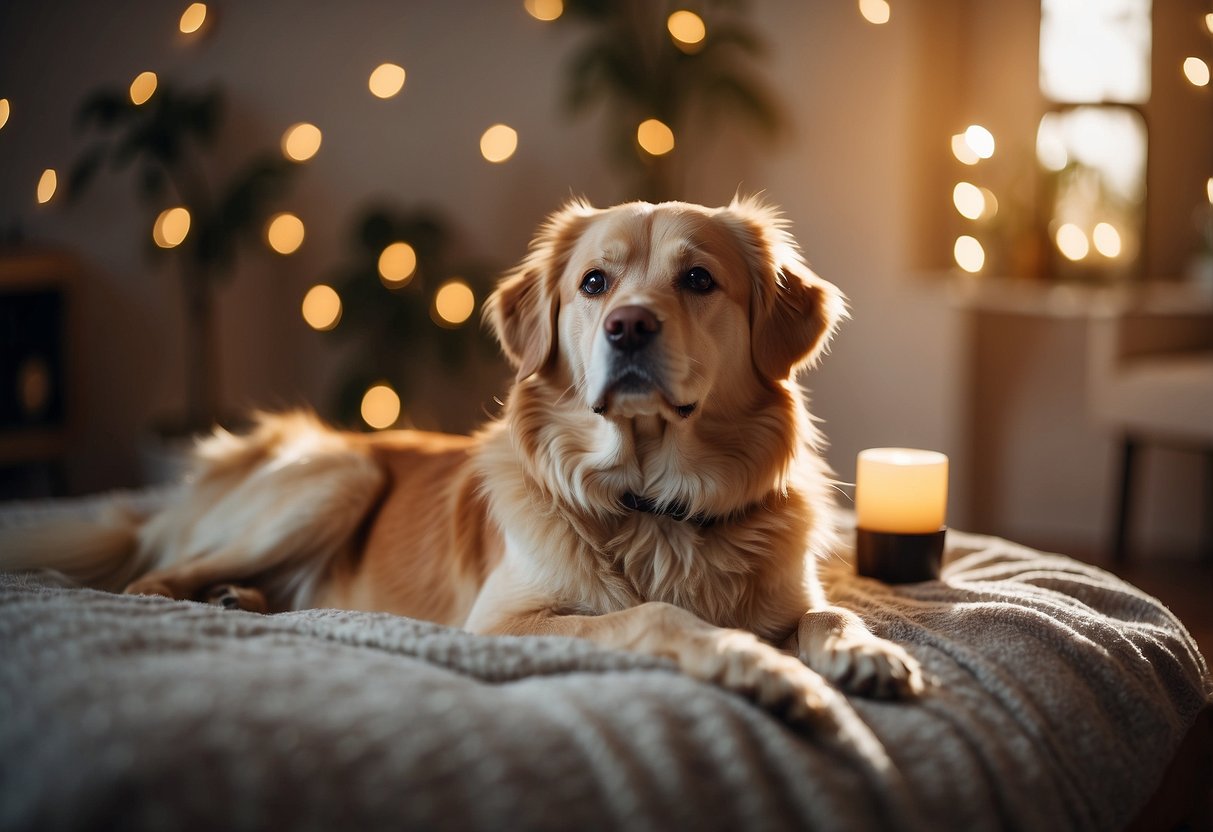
left=484, top=201, right=594, bottom=381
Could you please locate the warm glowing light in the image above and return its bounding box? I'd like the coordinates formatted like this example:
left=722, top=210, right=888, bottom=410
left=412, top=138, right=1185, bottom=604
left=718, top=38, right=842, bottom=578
left=378, top=242, right=417, bottom=286
left=1207, top=13, right=1213, bottom=35
left=1092, top=223, right=1122, bottom=257
left=1183, top=57, right=1210, bottom=87
left=667, top=11, right=706, bottom=50
left=479, top=124, right=518, bottom=163
left=637, top=118, right=675, bottom=156
left=282, top=122, right=322, bottom=162
left=524, top=0, right=563, bottom=21
left=432, top=280, right=475, bottom=326
left=964, top=124, right=995, bottom=159
left=179, top=3, right=207, bottom=34
left=361, top=384, right=401, bottom=430
left=1056, top=223, right=1089, bottom=261
left=951, top=133, right=979, bottom=165
left=1207, top=177, right=1213, bottom=204
left=858, top=0, right=891, bottom=25
left=953, top=235, right=985, bottom=273
left=301, top=284, right=342, bottom=331
left=36, top=169, right=57, bottom=204
left=980, top=188, right=999, bottom=218
left=952, top=182, right=985, bottom=220
left=369, top=63, right=406, bottom=98
left=0, top=98, right=9, bottom=131
left=266, top=213, right=305, bottom=255
left=153, top=207, right=191, bottom=248
left=130, top=71, right=158, bottom=106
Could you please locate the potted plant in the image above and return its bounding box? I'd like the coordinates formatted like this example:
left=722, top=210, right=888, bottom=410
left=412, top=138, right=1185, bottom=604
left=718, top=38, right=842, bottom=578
left=67, top=80, right=296, bottom=474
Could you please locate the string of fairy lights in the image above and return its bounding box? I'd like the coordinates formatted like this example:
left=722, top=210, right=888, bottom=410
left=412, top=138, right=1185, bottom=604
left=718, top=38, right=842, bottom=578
left=0, top=0, right=713, bottom=429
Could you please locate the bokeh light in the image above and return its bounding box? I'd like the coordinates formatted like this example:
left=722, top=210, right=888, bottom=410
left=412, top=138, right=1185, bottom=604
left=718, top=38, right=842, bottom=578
left=378, top=242, right=417, bottom=286
left=1183, top=57, right=1210, bottom=87
left=1207, top=176, right=1213, bottom=204
left=952, top=182, right=985, bottom=220
left=369, top=63, right=406, bottom=98
left=667, top=11, right=706, bottom=51
left=433, top=280, right=476, bottom=327
left=953, top=235, right=985, bottom=273
left=282, top=122, right=322, bottom=162
left=1056, top=223, right=1089, bottom=260
left=301, top=284, right=342, bottom=331
left=130, top=71, right=158, bottom=106
left=179, top=3, right=207, bottom=34
left=963, top=124, right=995, bottom=159
left=951, top=133, right=979, bottom=165
left=479, top=124, right=518, bottom=163
left=1207, top=13, right=1213, bottom=35
left=524, top=0, right=563, bottom=21
left=153, top=206, right=191, bottom=248
left=858, top=0, right=891, bottom=25
left=637, top=118, right=675, bottom=156
left=266, top=213, right=305, bottom=254
left=36, top=169, right=57, bottom=204
left=1092, top=223, right=1122, bottom=257
left=0, top=98, right=9, bottom=131
left=361, top=383, right=401, bottom=430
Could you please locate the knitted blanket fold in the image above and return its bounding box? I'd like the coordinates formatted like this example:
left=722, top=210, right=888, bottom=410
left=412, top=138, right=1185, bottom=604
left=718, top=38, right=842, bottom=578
left=0, top=495, right=1208, bottom=831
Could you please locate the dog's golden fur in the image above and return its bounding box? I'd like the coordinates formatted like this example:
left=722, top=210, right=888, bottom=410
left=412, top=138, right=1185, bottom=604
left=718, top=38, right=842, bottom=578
left=1, top=197, right=922, bottom=721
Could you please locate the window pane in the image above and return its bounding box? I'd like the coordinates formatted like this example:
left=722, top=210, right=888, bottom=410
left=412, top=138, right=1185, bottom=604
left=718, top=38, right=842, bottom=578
left=1040, top=0, right=1151, bottom=104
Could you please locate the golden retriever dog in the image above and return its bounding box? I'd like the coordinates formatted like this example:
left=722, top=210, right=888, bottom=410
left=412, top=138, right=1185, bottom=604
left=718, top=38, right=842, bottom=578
left=2, top=197, right=923, bottom=722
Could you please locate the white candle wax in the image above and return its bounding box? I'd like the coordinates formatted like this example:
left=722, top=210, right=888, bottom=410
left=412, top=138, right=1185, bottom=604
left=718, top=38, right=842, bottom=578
left=855, top=448, right=949, bottom=534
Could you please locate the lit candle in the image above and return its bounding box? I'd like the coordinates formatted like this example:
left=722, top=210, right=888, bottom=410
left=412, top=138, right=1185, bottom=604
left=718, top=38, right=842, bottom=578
left=856, top=448, right=948, bottom=533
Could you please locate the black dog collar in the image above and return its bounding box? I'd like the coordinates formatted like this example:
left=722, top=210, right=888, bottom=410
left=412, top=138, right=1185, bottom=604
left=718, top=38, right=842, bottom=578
left=620, top=492, right=716, bottom=527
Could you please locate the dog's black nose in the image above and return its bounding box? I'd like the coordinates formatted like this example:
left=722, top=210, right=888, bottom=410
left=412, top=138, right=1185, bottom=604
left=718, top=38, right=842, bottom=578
left=604, top=305, right=661, bottom=351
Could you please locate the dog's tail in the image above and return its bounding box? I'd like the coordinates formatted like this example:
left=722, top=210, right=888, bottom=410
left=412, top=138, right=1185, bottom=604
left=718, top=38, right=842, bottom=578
left=0, top=497, right=156, bottom=592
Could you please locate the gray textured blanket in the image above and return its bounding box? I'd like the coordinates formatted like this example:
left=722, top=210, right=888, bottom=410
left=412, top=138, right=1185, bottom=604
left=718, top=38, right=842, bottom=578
left=0, top=499, right=1209, bottom=831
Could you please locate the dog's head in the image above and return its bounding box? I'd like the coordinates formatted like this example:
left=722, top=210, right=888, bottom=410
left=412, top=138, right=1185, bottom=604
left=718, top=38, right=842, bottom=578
left=486, top=197, right=846, bottom=425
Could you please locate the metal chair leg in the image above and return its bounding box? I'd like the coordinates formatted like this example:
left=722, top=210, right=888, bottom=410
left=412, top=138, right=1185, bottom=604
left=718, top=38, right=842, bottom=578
left=1112, top=437, right=1138, bottom=565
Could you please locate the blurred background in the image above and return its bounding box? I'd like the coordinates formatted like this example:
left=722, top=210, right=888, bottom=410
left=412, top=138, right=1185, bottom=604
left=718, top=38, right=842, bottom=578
left=0, top=1, right=1210, bottom=588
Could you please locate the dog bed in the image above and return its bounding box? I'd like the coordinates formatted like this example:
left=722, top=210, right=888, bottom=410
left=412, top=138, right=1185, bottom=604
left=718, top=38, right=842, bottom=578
left=0, top=492, right=1209, bottom=831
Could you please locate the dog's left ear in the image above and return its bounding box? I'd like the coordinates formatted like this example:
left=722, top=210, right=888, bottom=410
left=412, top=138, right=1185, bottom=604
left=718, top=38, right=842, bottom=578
left=721, top=198, right=848, bottom=381
left=484, top=201, right=595, bottom=381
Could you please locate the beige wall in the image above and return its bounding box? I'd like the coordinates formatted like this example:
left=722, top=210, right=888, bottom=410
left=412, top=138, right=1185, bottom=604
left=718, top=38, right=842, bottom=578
left=0, top=1, right=1207, bottom=558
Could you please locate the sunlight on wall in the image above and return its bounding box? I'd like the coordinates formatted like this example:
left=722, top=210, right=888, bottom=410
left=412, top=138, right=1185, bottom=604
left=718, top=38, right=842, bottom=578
left=858, top=0, right=891, bottom=26
left=378, top=242, right=417, bottom=287
left=637, top=119, right=675, bottom=156
left=152, top=207, right=191, bottom=248
left=361, top=383, right=401, bottom=429
left=129, top=71, right=158, bottom=106
left=282, top=122, right=322, bottom=162
left=179, top=3, right=207, bottom=34
left=1040, top=0, right=1150, bottom=104
left=368, top=63, right=406, bottom=99
left=479, top=124, right=518, bottom=163
left=266, top=213, right=305, bottom=254
left=524, top=0, right=563, bottom=22
left=36, top=169, right=57, bottom=204
left=301, top=284, right=342, bottom=331
left=432, top=279, right=475, bottom=327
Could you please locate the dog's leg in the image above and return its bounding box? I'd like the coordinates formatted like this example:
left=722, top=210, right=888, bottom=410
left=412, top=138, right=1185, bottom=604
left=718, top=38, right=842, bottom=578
left=204, top=584, right=269, bottom=613
left=478, top=600, right=840, bottom=725
left=788, top=607, right=924, bottom=699
left=124, top=447, right=384, bottom=607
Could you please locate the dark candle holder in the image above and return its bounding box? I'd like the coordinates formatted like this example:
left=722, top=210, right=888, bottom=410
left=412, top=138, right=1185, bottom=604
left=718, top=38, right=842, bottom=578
left=856, top=527, right=946, bottom=584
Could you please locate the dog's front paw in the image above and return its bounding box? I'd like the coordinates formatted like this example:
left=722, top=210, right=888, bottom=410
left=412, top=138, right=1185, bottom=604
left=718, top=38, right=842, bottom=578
left=684, top=629, right=838, bottom=725
left=123, top=576, right=177, bottom=599
left=796, top=608, right=924, bottom=699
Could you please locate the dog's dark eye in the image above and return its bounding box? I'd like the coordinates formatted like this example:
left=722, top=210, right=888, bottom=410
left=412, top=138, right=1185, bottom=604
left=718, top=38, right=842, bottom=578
left=581, top=270, right=607, bottom=296
left=684, top=267, right=714, bottom=293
